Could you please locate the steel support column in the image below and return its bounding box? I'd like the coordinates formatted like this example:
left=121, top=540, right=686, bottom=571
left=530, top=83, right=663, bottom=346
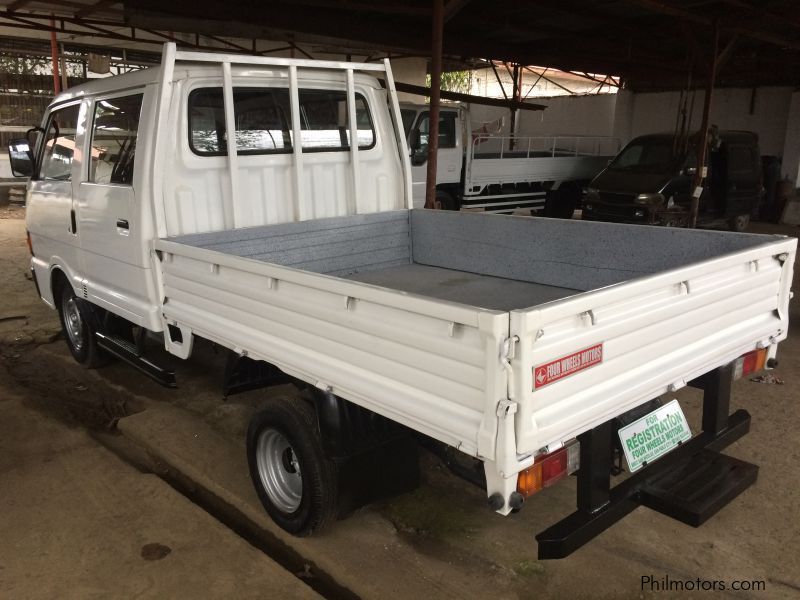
left=690, top=21, right=719, bottom=228
left=424, top=0, right=443, bottom=209
left=49, top=17, right=60, bottom=95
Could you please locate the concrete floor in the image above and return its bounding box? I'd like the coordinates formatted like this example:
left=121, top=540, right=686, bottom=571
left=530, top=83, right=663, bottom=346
left=1, top=205, right=799, bottom=599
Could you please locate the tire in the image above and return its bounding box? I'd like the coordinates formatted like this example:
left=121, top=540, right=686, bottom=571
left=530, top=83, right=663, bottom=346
left=433, top=190, right=457, bottom=211
left=543, top=186, right=579, bottom=219
left=55, top=279, right=109, bottom=368
left=247, top=397, right=338, bottom=536
left=729, top=213, right=750, bottom=232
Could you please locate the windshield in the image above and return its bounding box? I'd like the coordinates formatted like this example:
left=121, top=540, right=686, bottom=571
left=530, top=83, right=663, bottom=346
left=401, top=108, right=417, bottom=139
left=609, top=140, right=682, bottom=173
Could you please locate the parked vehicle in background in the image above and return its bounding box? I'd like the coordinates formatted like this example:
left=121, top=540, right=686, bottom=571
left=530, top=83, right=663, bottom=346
left=400, top=102, right=619, bottom=216
left=8, top=45, right=795, bottom=559
left=583, top=130, right=761, bottom=231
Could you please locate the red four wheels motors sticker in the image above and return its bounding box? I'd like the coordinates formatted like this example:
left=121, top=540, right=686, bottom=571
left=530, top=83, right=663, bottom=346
left=533, top=343, right=603, bottom=389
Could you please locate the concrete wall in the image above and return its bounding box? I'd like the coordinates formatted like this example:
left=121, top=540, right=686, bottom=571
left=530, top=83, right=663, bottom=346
left=465, top=85, right=798, bottom=186
left=388, top=57, right=428, bottom=103
left=465, top=94, right=617, bottom=139
left=615, top=87, right=794, bottom=160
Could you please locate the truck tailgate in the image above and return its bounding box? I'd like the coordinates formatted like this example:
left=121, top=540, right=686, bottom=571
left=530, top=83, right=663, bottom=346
left=510, top=236, right=796, bottom=455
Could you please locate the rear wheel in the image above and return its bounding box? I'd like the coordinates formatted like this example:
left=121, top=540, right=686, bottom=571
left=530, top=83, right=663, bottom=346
left=729, top=213, right=750, bottom=232
left=433, top=190, right=457, bottom=211
left=247, top=397, right=338, bottom=536
left=56, top=280, right=108, bottom=368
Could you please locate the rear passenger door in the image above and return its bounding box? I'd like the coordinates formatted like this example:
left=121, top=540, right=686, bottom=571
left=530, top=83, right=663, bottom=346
left=77, top=91, right=151, bottom=323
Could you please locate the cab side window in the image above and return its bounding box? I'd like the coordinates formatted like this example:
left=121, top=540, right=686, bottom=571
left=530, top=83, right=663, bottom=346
left=40, top=104, right=81, bottom=180
left=414, top=112, right=457, bottom=150
left=89, top=93, right=144, bottom=185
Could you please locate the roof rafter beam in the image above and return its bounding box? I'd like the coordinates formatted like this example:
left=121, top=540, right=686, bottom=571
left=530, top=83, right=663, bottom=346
left=625, top=0, right=800, bottom=50
left=5, top=0, right=32, bottom=11
left=444, top=0, right=471, bottom=23
left=76, top=0, right=119, bottom=18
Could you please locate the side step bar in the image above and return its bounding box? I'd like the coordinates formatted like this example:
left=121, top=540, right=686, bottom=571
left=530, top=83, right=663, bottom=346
left=536, top=363, right=757, bottom=559
left=96, top=331, right=177, bottom=388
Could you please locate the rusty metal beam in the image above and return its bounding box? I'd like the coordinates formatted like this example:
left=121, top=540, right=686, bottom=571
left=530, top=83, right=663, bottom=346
left=6, top=0, right=32, bottom=11
left=49, top=17, right=60, bottom=94
left=385, top=80, right=546, bottom=110
left=76, top=0, right=120, bottom=18
left=690, top=21, right=719, bottom=229
left=625, top=0, right=800, bottom=50
left=444, top=0, right=471, bottom=23
left=425, top=0, right=443, bottom=210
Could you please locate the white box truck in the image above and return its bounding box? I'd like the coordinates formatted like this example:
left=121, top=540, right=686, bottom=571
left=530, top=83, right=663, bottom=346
left=399, top=102, right=619, bottom=216
left=8, top=44, right=795, bottom=557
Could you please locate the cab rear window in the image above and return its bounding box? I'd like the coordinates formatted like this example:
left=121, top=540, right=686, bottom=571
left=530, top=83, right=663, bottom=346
left=188, top=87, right=375, bottom=156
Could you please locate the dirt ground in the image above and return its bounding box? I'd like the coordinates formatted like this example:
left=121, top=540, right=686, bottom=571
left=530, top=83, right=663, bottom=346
left=1, top=205, right=799, bottom=599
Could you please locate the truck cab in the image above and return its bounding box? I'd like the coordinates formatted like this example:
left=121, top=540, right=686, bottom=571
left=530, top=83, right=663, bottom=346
left=400, top=103, right=464, bottom=209
left=582, top=130, right=761, bottom=231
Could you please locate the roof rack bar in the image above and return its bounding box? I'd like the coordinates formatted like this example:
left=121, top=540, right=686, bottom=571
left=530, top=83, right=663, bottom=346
left=151, top=42, right=176, bottom=239
left=173, top=49, right=386, bottom=72
left=383, top=58, right=412, bottom=209
left=346, top=67, right=360, bottom=214
left=288, top=65, right=305, bottom=221
left=221, top=60, right=238, bottom=229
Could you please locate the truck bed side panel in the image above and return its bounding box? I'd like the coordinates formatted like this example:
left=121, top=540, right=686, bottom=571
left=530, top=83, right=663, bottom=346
left=155, top=237, right=509, bottom=458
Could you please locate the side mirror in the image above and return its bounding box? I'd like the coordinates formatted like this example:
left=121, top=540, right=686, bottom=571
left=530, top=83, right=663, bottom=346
left=409, top=129, right=421, bottom=152
left=7, top=139, right=34, bottom=177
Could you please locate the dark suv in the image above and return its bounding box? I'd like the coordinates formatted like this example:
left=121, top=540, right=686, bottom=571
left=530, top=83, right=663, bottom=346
left=582, top=130, right=760, bottom=231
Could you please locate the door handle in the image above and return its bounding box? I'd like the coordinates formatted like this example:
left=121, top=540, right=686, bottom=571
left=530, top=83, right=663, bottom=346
left=116, top=219, right=129, bottom=230
left=69, top=209, right=77, bottom=234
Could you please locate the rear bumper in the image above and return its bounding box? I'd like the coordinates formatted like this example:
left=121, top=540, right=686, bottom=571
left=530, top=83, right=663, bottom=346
left=536, top=363, right=757, bottom=559
left=582, top=201, right=689, bottom=226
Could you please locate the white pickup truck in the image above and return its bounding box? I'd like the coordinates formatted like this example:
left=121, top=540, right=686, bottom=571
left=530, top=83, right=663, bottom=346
left=9, top=44, right=795, bottom=558
left=399, top=102, right=619, bottom=215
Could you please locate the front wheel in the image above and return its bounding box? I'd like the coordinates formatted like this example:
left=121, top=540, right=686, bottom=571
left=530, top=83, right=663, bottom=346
left=729, top=213, right=750, bottom=232
left=56, top=281, right=108, bottom=368
left=543, top=185, right=579, bottom=219
left=247, top=397, right=338, bottom=536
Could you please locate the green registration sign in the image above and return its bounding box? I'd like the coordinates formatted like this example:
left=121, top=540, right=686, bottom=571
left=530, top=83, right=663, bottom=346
left=618, top=399, right=692, bottom=472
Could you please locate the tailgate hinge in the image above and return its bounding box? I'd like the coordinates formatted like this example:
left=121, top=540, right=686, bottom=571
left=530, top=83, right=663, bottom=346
left=501, top=335, right=519, bottom=400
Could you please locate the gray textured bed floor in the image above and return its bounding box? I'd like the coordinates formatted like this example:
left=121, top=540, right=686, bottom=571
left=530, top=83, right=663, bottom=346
left=345, top=263, right=580, bottom=311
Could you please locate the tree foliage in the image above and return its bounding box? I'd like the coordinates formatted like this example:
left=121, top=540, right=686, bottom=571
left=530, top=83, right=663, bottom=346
left=426, top=70, right=473, bottom=94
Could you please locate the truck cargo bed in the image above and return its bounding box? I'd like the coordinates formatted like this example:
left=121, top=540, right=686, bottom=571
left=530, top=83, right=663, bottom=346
left=346, top=264, right=578, bottom=311
left=157, top=208, right=795, bottom=468
left=165, top=208, right=775, bottom=309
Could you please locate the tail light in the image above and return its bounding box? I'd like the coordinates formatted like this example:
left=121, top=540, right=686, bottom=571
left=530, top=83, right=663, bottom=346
left=733, top=348, right=768, bottom=380
left=26, top=230, right=33, bottom=256
left=517, top=440, right=580, bottom=499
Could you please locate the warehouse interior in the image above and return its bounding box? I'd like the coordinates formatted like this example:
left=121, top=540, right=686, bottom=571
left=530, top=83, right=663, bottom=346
left=1, top=1, right=799, bottom=598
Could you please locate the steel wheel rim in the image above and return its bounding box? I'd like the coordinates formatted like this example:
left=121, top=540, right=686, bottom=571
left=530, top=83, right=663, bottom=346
left=256, top=428, right=302, bottom=513
left=62, top=296, right=84, bottom=351
left=735, top=215, right=749, bottom=230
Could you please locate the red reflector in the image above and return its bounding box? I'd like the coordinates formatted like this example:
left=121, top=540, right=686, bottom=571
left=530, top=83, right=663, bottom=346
left=540, top=448, right=568, bottom=487
left=735, top=348, right=767, bottom=379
